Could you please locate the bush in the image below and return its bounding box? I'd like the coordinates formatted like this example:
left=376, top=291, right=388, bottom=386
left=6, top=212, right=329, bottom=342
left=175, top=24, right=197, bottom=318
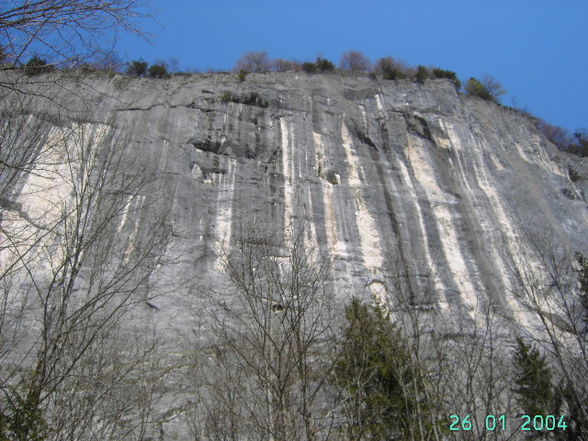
left=481, top=74, right=506, bottom=102
left=238, top=69, right=248, bottom=82
left=339, top=50, right=372, bottom=72
left=302, top=61, right=317, bottom=73
left=315, top=56, right=335, bottom=72
left=465, top=77, right=494, bottom=101
left=234, top=50, right=272, bottom=73
left=431, top=67, right=461, bottom=90
left=219, top=91, right=268, bottom=108
left=272, top=58, right=301, bottom=72
left=374, top=56, right=410, bottom=80
left=24, top=56, right=53, bottom=76
left=569, top=130, right=588, bottom=157
left=303, top=57, right=335, bottom=74
left=415, top=65, right=429, bottom=84
left=127, top=59, right=148, bottom=77
left=148, top=63, right=170, bottom=79
left=538, top=121, right=588, bottom=157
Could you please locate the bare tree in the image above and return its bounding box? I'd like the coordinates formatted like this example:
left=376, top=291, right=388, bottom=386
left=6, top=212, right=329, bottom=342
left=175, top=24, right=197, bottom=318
left=273, top=58, right=302, bottom=73
left=0, top=0, right=148, bottom=68
left=195, top=220, right=338, bottom=441
left=0, top=113, right=172, bottom=440
left=508, top=232, right=588, bottom=437
left=234, top=50, right=273, bottom=73
left=339, top=50, right=371, bottom=73
left=480, top=75, right=507, bottom=102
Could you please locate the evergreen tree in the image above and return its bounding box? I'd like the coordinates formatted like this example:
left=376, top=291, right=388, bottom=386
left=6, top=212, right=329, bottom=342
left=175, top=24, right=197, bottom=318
left=512, top=337, right=554, bottom=417
left=334, top=298, right=436, bottom=440
left=415, top=65, right=429, bottom=84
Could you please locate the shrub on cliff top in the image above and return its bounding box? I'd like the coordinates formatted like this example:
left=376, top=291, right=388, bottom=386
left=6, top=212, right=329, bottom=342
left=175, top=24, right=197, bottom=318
left=374, top=56, right=410, bottom=80
left=339, top=50, right=372, bottom=72
left=24, top=56, right=53, bottom=76
left=148, top=63, right=170, bottom=79
left=465, top=77, right=494, bottom=101
left=431, top=67, right=461, bottom=90
left=127, top=59, right=148, bottom=77
left=302, top=56, right=336, bottom=74
left=234, top=51, right=272, bottom=73
left=415, top=65, right=429, bottom=84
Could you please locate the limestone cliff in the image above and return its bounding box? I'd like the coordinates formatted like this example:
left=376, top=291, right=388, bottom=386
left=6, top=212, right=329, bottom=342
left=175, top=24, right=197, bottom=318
left=1, top=71, right=587, bottom=438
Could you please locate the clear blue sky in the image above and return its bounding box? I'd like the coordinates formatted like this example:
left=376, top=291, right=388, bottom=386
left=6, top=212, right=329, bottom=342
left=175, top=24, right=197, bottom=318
left=118, top=0, right=587, bottom=133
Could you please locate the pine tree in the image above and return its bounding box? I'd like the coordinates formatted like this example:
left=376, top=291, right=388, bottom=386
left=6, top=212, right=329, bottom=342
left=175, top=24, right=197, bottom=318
left=512, top=337, right=554, bottom=417
left=334, top=298, right=436, bottom=440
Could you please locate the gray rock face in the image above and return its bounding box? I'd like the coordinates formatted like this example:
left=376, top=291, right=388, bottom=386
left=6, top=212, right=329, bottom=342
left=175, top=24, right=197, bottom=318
left=1, top=71, right=587, bottom=438
left=3, top=71, right=588, bottom=324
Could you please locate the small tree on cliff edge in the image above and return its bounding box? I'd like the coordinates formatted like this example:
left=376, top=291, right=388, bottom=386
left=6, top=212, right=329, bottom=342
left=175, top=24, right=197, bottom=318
left=339, top=50, right=372, bottom=72
left=466, top=75, right=506, bottom=103
left=234, top=50, right=272, bottom=73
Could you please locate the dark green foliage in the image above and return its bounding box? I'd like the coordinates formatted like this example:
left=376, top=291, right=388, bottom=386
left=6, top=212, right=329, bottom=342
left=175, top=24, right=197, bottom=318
left=0, top=387, right=47, bottom=441
left=378, top=59, right=409, bottom=80
left=315, top=56, right=335, bottom=72
left=302, top=57, right=335, bottom=73
left=576, top=252, right=588, bottom=335
left=238, top=69, right=248, bottom=82
left=335, top=299, right=436, bottom=440
left=554, top=382, right=586, bottom=441
left=568, top=131, right=588, bottom=157
left=415, top=65, right=429, bottom=84
left=219, top=91, right=268, bottom=108
left=126, top=59, right=148, bottom=76
left=302, top=61, right=317, bottom=73
left=431, top=68, right=461, bottom=90
left=148, top=63, right=170, bottom=79
left=512, top=337, right=554, bottom=416
left=465, top=77, right=493, bottom=101
left=24, top=56, right=53, bottom=76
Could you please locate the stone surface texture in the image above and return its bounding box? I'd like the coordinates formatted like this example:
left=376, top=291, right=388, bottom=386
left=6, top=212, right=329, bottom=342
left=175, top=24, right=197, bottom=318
left=1, top=71, right=587, bottom=438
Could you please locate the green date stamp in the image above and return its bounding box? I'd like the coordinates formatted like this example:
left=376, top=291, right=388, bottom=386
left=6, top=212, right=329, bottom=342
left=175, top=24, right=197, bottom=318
left=449, top=414, right=568, bottom=432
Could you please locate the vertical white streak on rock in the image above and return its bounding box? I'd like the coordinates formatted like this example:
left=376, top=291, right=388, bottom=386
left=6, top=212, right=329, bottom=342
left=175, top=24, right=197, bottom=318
left=375, top=94, right=384, bottom=112
left=214, top=159, right=236, bottom=270
left=396, top=160, right=449, bottom=313
left=513, top=142, right=530, bottom=163
left=341, top=121, right=384, bottom=302
left=313, top=131, right=348, bottom=259
left=407, top=136, right=479, bottom=322
left=116, top=195, right=134, bottom=234
left=303, top=183, right=319, bottom=253
left=443, top=121, right=463, bottom=152
left=281, top=118, right=294, bottom=232
left=464, top=138, right=534, bottom=329
left=123, top=195, right=145, bottom=263
left=313, top=131, right=324, bottom=178
left=359, top=104, right=368, bottom=137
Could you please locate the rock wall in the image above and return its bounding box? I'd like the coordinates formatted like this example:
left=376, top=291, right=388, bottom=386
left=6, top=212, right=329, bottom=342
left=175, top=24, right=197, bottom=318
left=1, top=71, right=587, bottom=437
left=2, top=71, right=587, bottom=331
